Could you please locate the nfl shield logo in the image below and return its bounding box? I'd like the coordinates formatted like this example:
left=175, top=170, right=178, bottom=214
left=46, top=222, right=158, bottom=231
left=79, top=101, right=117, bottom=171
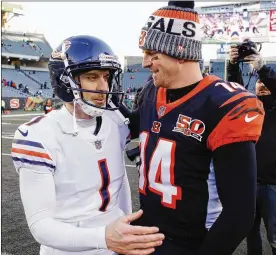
left=158, top=106, right=166, bottom=117
left=94, top=140, right=102, bottom=150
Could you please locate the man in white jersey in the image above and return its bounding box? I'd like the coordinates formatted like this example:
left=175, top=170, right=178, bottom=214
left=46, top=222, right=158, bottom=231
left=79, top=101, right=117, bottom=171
left=11, top=35, right=164, bottom=255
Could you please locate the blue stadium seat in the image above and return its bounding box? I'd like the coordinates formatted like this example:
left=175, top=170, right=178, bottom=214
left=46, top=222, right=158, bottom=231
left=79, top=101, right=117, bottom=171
left=2, top=68, right=53, bottom=98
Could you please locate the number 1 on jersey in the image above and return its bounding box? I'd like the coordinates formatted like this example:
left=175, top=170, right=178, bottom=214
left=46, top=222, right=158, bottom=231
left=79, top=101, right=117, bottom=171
left=139, top=132, right=182, bottom=209
left=98, top=159, right=110, bottom=212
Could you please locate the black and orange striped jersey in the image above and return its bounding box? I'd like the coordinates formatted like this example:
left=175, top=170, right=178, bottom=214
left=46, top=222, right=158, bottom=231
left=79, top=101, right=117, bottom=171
left=134, top=75, right=264, bottom=244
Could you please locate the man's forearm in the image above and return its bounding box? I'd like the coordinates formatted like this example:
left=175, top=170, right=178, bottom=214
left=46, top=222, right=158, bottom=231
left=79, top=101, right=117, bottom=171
left=20, top=168, right=107, bottom=251
left=227, top=61, right=244, bottom=85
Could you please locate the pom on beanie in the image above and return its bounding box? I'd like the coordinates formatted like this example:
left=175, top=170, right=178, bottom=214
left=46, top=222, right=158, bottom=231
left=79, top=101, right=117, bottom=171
left=168, top=1, right=195, bottom=9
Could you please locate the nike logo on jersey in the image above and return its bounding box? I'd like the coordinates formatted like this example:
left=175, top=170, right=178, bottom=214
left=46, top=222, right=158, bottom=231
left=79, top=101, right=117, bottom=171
left=18, top=128, right=28, bottom=137
left=245, top=114, right=259, bottom=123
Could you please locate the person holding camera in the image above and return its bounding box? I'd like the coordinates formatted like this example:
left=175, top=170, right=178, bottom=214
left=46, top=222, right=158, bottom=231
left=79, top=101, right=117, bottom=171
left=227, top=39, right=261, bottom=94
left=228, top=40, right=276, bottom=255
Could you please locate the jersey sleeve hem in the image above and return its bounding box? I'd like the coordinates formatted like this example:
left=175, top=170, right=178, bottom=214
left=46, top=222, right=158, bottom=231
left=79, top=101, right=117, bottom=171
left=208, top=135, right=260, bottom=151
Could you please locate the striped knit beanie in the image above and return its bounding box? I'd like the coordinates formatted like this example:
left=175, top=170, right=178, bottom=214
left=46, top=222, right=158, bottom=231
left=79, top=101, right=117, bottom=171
left=139, top=1, right=202, bottom=61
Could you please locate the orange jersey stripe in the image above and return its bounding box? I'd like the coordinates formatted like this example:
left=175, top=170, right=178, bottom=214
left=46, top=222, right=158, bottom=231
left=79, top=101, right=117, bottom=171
left=153, top=10, right=199, bottom=23
left=207, top=97, right=264, bottom=151
left=12, top=148, right=52, bottom=160
left=219, top=91, right=253, bottom=108
left=156, top=75, right=220, bottom=118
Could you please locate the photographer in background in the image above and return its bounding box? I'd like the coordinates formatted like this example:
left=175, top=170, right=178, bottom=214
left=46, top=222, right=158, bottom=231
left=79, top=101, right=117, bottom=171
left=227, top=39, right=260, bottom=93
left=131, top=87, right=143, bottom=111
left=227, top=40, right=276, bottom=255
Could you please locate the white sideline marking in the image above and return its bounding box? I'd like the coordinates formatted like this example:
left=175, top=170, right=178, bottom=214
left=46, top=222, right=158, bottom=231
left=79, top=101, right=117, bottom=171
left=2, top=113, right=43, bottom=118
left=2, top=153, right=11, bottom=156
left=2, top=118, right=36, bottom=121
left=1, top=153, right=137, bottom=168
left=2, top=136, right=14, bottom=140
left=125, top=164, right=136, bottom=168
left=2, top=123, right=19, bottom=126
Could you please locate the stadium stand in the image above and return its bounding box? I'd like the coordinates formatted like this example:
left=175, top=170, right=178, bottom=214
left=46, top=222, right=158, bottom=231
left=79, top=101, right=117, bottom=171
left=3, top=35, right=37, bottom=57
left=2, top=67, right=53, bottom=98
left=26, top=70, right=51, bottom=85
left=3, top=68, right=36, bottom=87
left=2, top=85, right=30, bottom=98
left=196, top=1, right=276, bottom=44
left=2, top=31, right=52, bottom=59
left=1, top=6, right=54, bottom=112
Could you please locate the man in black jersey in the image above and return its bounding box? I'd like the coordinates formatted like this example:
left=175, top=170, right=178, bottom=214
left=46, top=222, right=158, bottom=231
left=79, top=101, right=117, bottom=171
left=118, top=1, right=265, bottom=254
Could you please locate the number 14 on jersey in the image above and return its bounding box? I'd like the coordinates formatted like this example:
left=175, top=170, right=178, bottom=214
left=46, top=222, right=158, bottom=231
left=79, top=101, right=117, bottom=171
left=139, top=131, right=182, bottom=209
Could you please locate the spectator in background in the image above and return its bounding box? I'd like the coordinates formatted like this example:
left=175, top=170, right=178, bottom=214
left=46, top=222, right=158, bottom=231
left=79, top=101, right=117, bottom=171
left=44, top=98, right=53, bottom=114
left=2, top=100, right=6, bottom=114
left=35, top=90, right=42, bottom=97
left=12, top=82, right=17, bottom=89
left=131, top=87, right=143, bottom=111
left=227, top=39, right=259, bottom=94
left=23, top=85, right=29, bottom=94
left=44, top=81, right=47, bottom=89
left=228, top=43, right=276, bottom=255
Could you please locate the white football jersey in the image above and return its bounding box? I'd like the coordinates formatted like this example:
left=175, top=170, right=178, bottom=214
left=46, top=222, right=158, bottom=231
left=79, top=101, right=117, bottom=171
left=12, top=106, right=131, bottom=255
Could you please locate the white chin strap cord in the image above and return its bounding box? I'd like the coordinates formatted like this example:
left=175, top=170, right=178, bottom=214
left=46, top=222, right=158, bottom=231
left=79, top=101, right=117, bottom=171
left=72, top=99, right=79, bottom=136
left=61, top=43, right=81, bottom=136
left=108, top=100, right=130, bottom=125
